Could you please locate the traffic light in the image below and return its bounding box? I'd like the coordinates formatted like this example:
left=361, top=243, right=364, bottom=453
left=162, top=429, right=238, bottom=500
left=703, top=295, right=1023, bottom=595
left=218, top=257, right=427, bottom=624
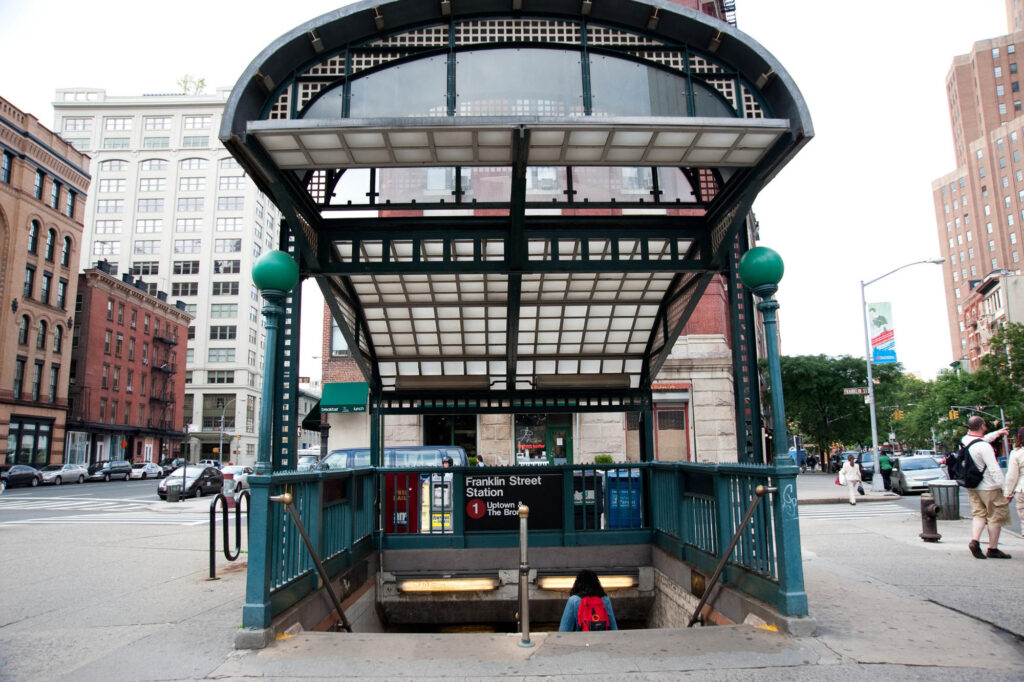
left=948, top=409, right=960, bottom=420
left=893, top=409, right=904, bottom=420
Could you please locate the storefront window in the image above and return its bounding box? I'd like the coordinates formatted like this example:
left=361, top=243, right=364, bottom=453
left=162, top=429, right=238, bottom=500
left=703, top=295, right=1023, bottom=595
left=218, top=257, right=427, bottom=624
left=515, top=414, right=547, bottom=462
left=5, top=417, right=52, bottom=466
left=423, top=415, right=477, bottom=459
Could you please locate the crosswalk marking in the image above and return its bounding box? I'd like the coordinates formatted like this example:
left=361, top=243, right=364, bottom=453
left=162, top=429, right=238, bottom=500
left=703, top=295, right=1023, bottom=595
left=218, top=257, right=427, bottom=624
left=0, top=498, right=149, bottom=512
left=0, top=512, right=241, bottom=527
left=799, top=502, right=914, bottom=521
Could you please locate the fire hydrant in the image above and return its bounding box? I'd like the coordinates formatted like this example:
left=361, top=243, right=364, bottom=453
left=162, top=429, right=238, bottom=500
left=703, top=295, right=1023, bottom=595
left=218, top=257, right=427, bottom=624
left=919, top=492, right=941, bottom=542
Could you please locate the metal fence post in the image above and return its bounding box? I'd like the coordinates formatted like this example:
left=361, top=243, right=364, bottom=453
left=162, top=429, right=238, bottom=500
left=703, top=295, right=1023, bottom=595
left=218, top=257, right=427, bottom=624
left=518, top=504, right=534, bottom=648
left=770, top=461, right=808, bottom=617
left=242, top=475, right=274, bottom=629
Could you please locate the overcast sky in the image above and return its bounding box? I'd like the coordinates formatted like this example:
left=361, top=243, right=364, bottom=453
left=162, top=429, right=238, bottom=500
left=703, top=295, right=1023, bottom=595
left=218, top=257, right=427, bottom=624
left=0, top=0, right=1009, bottom=381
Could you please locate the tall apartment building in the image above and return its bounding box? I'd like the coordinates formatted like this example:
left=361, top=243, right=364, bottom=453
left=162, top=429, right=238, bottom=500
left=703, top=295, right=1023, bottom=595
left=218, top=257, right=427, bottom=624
left=0, top=95, right=90, bottom=467
left=53, top=88, right=282, bottom=466
left=931, top=15, right=1024, bottom=369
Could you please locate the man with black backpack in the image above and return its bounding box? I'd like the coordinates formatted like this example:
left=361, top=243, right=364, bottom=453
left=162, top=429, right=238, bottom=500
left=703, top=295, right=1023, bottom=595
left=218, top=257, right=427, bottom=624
left=957, top=417, right=1011, bottom=559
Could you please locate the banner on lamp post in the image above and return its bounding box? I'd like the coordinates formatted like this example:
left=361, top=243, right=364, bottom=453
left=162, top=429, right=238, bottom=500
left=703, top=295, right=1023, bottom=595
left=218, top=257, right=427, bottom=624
left=868, top=302, right=898, bottom=364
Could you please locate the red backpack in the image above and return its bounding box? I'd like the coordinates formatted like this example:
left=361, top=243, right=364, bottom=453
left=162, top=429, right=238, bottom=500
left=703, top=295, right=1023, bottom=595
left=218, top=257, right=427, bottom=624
left=576, top=596, right=610, bottom=631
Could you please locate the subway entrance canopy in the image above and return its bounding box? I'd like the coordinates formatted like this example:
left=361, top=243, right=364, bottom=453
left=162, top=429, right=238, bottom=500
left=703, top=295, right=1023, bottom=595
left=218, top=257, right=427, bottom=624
left=221, top=0, right=812, bottom=446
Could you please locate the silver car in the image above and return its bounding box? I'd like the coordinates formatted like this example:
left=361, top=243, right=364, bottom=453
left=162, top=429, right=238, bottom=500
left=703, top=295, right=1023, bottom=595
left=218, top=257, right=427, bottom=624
left=891, top=455, right=948, bottom=495
left=220, top=465, right=252, bottom=494
left=39, top=463, right=89, bottom=485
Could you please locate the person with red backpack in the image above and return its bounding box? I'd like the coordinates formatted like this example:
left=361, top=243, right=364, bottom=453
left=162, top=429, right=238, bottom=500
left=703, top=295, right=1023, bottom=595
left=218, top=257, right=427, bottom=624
left=558, top=569, right=618, bottom=632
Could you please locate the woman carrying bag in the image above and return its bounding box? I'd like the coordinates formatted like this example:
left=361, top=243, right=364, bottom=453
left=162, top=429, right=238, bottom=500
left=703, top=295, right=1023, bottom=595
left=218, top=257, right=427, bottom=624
left=840, top=454, right=862, bottom=506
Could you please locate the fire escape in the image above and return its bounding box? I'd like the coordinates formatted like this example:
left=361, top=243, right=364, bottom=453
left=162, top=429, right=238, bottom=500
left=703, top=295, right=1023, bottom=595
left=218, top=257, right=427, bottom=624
left=150, top=326, right=178, bottom=431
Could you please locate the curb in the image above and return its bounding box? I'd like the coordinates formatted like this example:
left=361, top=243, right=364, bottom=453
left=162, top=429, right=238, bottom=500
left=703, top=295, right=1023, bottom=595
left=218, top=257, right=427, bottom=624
left=799, top=495, right=901, bottom=505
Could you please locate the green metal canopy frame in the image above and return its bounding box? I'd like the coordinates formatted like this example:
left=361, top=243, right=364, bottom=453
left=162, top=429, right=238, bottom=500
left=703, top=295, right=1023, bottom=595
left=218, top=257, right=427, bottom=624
left=220, top=0, right=813, bottom=457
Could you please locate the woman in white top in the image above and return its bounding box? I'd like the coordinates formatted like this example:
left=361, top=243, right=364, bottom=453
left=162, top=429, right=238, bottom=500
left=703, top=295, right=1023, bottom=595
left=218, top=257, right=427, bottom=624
left=840, top=454, right=862, bottom=505
left=1003, top=430, right=1024, bottom=529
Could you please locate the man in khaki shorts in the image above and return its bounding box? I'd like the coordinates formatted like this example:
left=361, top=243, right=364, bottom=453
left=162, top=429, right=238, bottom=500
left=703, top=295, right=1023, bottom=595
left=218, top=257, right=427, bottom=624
left=962, top=416, right=1011, bottom=559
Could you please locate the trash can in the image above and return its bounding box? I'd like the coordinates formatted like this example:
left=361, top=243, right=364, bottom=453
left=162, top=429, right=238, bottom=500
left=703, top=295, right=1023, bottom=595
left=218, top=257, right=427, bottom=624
left=167, top=483, right=180, bottom=503
left=604, top=469, right=643, bottom=529
left=928, top=480, right=960, bottom=520
left=573, top=470, right=604, bottom=530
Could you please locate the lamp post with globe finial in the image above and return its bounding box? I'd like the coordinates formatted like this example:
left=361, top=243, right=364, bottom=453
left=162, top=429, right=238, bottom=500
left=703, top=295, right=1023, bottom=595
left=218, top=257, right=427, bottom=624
left=737, top=246, right=788, bottom=464
left=251, top=250, right=299, bottom=475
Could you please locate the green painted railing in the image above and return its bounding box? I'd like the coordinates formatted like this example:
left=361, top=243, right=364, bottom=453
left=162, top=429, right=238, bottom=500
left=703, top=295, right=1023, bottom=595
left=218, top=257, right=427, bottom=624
left=242, top=468, right=376, bottom=629
left=242, top=461, right=806, bottom=629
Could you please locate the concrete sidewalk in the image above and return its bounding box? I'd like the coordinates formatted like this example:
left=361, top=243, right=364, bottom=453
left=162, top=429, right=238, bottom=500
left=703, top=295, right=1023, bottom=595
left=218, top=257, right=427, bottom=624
left=3, top=484, right=1023, bottom=680
left=796, top=470, right=902, bottom=505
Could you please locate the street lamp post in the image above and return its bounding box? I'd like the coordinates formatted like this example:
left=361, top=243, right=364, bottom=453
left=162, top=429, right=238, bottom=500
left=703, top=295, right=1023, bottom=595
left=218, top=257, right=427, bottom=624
left=861, top=258, right=944, bottom=492
left=218, top=397, right=236, bottom=463
left=737, top=246, right=789, bottom=463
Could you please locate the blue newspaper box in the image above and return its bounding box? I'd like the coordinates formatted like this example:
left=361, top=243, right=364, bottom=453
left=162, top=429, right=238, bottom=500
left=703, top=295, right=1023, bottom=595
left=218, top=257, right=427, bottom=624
left=604, top=469, right=642, bottom=529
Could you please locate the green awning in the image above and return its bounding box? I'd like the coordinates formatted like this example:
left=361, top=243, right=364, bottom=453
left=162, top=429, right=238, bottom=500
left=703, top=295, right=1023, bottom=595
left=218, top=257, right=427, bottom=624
left=321, top=382, right=369, bottom=413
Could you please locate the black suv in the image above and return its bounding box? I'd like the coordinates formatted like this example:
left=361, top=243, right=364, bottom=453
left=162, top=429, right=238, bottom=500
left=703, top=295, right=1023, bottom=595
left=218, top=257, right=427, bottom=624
left=87, top=460, right=133, bottom=482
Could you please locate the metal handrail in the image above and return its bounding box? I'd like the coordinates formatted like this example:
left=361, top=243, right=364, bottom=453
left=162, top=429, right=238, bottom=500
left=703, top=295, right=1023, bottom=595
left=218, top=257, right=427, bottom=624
left=270, top=490, right=353, bottom=633
left=686, top=484, right=777, bottom=628
left=209, top=490, right=249, bottom=580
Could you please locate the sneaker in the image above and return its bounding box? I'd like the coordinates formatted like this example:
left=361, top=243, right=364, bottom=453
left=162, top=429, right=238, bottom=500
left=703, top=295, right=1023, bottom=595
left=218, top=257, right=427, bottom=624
left=986, top=548, right=1012, bottom=559
left=969, top=540, right=986, bottom=559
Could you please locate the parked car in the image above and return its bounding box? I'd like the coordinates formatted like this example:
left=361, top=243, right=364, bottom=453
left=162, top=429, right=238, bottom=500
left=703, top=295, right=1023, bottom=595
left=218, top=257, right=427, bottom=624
left=158, top=458, right=186, bottom=477
left=891, top=455, right=948, bottom=495
left=39, top=463, right=88, bottom=485
left=87, top=460, right=133, bottom=482
left=856, top=451, right=876, bottom=482
left=157, top=465, right=224, bottom=499
left=220, top=464, right=252, bottom=494
left=296, top=451, right=321, bottom=471
left=833, top=450, right=860, bottom=473
left=199, top=459, right=223, bottom=470
left=130, top=462, right=164, bottom=480
left=2, top=464, right=43, bottom=488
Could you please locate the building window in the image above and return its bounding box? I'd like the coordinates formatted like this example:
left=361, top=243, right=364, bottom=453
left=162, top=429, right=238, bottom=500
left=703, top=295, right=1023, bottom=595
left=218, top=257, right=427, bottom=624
left=173, top=239, right=202, bottom=254
left=142, top=137, right=169, bottom=149
left=208, top=348, right=235, bottom=362
left=99, top=399, right=106, bottom=422
left=53, top=325, right=63, bottom=353
left=133, top=240, right=160, bottom=255
left=180, top=158, right=207, bottom=170
left=96, top=199, right=124, bottom=213
left=179, top=177, right=206, bottom=191
left=103, top=138, right=131, bottom=150
left=128, top=337, right=135, bottom=360
left=92, top=241, right=120, bottom=256
left=211, top=303, right=238, bottom=318
left=218, top=176, right=244, bottom=190
left=996, top=66, right=1003, bottom=78
left=144, top=116, right=171, bottom=130
left=99, top=179, right=125, bottom=192
left=40, top=272, right=51, bottom=304
left=171, top=282, right=198, bottom=296
left=214, top=260, right=240, bottom=274
left=139, top=178, right=166, bottom=192
left=95, top=220, right=122, bottom=235
left=17, top=315, right=29, bottom=345
left=104, top=117, right=132, bottom=131
left=112, top=366, right=120, bottom=391
left=31, top=360, right=43, bottom=401
left=132, top=261, right=159, bottom=275
left=215, top=239, right=241, bottom=253
left=135, top=219, right=163, bottom=233
left=66, top=191, right=76, bottom=217
left=182, top=136, right=209, bottom=148
left=183, top=115, right=211, bottom=129
left=28, top=220, right=39, bottom=252
left=208, top=370, right=235, bottom=383
left=35, top=320, right=47, bottom=350
left=49, top=180, right=61, bottom=209
left=248, top=350, right=257, bottom=366
left=217, top=196, right=244, bottom=211
left=177, top=197, right=204, bottom=212
left=173, top=260, right=200, bottom=275
left=220, top=157, right=241, bottom=169
left=23, top=265, right=35, bottom=297
left=216, top=217, right=242, bottom=231
left=44, top=229, right=56, bottom=260
left=1013, top=63, right=1019, bottom=74
left=210, top=325, right=237, bottom=340
left=1, top=151, right=11, bottom=183
left=140, top=158, right=168, bottom=171
left=104, top=329, right=112, bottom=353
left=175, top=218, right=202, bottom=232
left=13, top=356, right=26, bottom=398
left=137, top=198, right=164, bottom=213
left=212, top=281, right=239, bottom=296
left=33, top=170, right=44, bottom=199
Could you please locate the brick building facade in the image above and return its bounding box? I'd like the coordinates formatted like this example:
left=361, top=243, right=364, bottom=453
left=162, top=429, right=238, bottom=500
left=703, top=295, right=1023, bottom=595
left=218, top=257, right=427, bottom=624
left=0, top=95, right=90, bottom=467
left=66, top=263, right=191, bottom=464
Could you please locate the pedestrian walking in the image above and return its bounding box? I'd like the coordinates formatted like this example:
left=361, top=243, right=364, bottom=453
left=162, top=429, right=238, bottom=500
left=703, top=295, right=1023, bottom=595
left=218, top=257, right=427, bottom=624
left=558, top=569, right=618, bottom=632
left=840, top=454, right=862, bottom=505
left=962, top=416, right=1012, bottom=559
left=1003, top=429, right=1024, bottom=532
left=878, top=448, right=894, bottom=492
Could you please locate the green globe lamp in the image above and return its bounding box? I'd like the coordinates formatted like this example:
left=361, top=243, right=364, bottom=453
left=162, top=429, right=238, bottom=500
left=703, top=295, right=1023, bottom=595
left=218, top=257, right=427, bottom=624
left=737, top=246, right=790, bottom=465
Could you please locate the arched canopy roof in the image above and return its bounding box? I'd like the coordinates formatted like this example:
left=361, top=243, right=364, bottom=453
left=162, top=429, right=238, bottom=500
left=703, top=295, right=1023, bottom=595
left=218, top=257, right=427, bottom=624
left=221, top=0, right=812, bottom=407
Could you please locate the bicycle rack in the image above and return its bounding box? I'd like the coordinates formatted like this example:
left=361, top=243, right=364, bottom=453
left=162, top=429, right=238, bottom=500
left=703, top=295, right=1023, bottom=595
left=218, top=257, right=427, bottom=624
left=209, top=490, right=250, bottom=580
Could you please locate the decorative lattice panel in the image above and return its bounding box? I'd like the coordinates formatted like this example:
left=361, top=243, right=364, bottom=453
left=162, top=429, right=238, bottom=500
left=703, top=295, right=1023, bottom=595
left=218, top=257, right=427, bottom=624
left=456, top=19, right=580, bottom=45
left=587, top=25, right=662, bottom=46
left=308, top=55, right=347, bottom=77
left=269, top=91, right=290, bottom=120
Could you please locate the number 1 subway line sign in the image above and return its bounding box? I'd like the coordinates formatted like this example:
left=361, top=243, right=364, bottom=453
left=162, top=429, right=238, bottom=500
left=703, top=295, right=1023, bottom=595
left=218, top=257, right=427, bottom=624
left=464, top=472, right=562, bottom=531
